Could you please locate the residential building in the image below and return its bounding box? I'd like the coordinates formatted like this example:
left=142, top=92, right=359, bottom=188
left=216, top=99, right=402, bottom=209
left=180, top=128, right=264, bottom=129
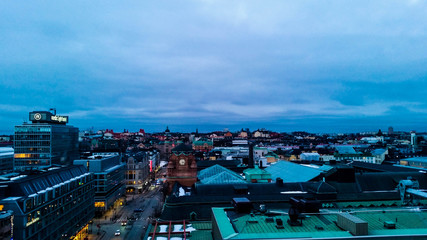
left=125, top=151, right=150, bottom=193
left=334, top=146, right=376, bottom=164
left=398, top=157, right=427, bottom=169
left=192, top=139, right=213, bottom=152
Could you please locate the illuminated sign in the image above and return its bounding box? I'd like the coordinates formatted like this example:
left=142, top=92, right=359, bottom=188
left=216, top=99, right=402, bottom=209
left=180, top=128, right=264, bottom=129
left=51, top=115, right=68, bottom=123
left=30, top=111, right=68, bottom=124
left=0, top=205, right=3, bottom=211
left=149, top=160, right=153, bottom=172
left=34, top=113, right=42, bottom=120
left=26, top=217, right=40, bottom=227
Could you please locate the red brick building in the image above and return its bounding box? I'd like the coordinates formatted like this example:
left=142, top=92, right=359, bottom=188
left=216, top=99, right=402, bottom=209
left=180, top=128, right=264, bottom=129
left=166, top=144, right=197, bottom=193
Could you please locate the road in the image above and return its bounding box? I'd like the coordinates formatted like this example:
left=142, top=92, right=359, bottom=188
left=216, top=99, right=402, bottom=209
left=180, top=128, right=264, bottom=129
left=85, top=184, right=164, bottom=240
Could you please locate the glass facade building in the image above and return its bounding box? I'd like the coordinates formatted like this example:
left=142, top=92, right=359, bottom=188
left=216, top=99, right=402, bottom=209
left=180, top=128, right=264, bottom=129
left=14, top=118, right=79, bottom=171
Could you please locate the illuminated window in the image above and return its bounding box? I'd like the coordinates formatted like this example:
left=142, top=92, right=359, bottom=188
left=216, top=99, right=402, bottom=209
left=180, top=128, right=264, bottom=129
left=94, top=202, right=105, bottom=208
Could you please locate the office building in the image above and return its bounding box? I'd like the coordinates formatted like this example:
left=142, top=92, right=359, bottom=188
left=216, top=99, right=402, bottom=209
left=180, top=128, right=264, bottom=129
left=0, top=165, right=94, bottom=240
left=14, top=111, right=79, bottom=171
left=74, top=154, right=126, bottom=214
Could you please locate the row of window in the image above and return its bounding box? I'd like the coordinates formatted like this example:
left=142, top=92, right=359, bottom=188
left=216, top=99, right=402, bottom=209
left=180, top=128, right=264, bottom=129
left=24, top=175, right=93, bottom=212
left=15, top=147, right=51, bottom=154
left=14, top=159, right=50, bottom=166
left=15, top=141, right=51, bottom=147
left=15, top=126, right=51, bottom=133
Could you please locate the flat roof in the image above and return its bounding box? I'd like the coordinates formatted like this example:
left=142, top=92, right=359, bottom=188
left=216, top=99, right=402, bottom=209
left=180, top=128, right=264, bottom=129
left=213, top=207, right=427, bottom=239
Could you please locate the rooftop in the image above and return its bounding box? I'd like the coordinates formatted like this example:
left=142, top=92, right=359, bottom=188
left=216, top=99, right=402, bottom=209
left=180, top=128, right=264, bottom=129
left=213, top=207, right=427, bottom=239
left=146, top=221, right=212, bottom=240
left=198, top=165, right=245, bottom=185
left=265, top=161, right=323, bottom=183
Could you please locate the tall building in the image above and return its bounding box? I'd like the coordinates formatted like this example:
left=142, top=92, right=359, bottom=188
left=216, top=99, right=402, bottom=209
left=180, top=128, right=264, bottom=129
left=166, top=144, right=197, bottom=193
left=411, top=131, right=417, bottom=146
left=388, top=126, right=394, bottom=135
left=14, top=111, right=79, bottom=171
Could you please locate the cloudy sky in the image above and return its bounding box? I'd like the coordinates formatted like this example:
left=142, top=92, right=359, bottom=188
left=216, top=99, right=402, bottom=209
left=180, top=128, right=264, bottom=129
left=1, top=0, right=427, bottom=133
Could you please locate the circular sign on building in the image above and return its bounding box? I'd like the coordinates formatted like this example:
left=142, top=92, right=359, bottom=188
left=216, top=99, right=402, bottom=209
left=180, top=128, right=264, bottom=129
left=34, top=113, right=42, bottom=120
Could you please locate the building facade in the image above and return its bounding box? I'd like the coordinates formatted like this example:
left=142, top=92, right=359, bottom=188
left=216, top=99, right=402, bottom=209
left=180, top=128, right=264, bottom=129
left=0, top=165, right=94, bottom=240
left=192, top=140, right=213, bottom=152
left=0, top=147, right=13, bottom=174
left=166, top=144, right=197, bottom=193
left=126, top=151, right=150, bottom=193
left=74, top=154, right=126, bottom=214
left=14, top=111, right=79, bottom=171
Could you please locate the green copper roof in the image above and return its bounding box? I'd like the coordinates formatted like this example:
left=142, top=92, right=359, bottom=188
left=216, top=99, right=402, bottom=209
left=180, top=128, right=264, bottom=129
left=244, top=167, right=272, bottom=182
left=212, top=208, right=236, bottom=239
left=243, top=166, right=268, bottom=175
left=212, top=207, right=427, bottom=239
left=265, top=160, right=322, bottom=182
left=193, top=140, right=213, bottom=146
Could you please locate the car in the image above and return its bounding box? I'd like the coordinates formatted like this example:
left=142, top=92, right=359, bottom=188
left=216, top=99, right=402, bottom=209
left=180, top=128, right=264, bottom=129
left=115, top=230, right=120, bottom=236
left=121, top=221, right=127, bottom=226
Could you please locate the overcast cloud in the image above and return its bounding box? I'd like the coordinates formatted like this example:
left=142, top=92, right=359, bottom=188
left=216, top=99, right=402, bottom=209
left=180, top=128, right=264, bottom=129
left=1, top=0, right=427, bottom=133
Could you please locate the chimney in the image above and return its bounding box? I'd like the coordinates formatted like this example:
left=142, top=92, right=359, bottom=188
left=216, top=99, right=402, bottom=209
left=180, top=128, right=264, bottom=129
left=276, top=177, right=284, bottom=187
left=249, top=143, right=254, bottom=168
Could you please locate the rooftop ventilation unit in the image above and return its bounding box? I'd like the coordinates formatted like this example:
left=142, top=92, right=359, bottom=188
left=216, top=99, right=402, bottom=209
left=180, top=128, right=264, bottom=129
left=275, top=218, right=284, bottom=229
left=232, top=197, right=252, bottom=213
left=384, top=221, right=396, bottom=229
left=337, top=213, right=368, bottom=236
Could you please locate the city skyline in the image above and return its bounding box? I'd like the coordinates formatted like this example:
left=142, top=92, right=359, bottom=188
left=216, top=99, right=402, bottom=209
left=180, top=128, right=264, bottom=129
left=1, top=1, right=427, bottom=133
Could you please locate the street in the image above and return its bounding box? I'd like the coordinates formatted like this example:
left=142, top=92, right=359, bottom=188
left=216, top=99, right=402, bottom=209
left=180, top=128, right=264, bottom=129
left=85, top=184, right=164, bottom=240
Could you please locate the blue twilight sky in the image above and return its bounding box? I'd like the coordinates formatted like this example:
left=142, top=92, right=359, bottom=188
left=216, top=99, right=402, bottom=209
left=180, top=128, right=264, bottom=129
left=1, top=0, right=427, bottom=134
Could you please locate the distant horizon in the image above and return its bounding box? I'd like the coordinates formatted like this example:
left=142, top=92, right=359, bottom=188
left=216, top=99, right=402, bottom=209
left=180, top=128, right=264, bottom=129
left=0, top=119, right=425, bottom=135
